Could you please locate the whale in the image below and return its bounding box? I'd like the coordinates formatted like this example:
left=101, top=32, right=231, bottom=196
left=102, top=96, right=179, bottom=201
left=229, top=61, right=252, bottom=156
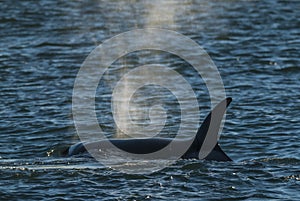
left=66, top=97, right=232, bottom=161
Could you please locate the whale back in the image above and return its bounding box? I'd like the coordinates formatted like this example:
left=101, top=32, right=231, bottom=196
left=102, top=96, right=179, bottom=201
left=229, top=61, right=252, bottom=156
left=66, top=98, right=233, bottom=161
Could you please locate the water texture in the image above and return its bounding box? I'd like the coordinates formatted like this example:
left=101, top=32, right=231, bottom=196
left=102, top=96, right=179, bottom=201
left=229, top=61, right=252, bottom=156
left=0, top=1, right=299, bottom=200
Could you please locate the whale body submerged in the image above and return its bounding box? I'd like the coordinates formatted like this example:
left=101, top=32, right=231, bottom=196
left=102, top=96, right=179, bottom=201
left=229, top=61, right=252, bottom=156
left=67, top=98, right=233, bottom=161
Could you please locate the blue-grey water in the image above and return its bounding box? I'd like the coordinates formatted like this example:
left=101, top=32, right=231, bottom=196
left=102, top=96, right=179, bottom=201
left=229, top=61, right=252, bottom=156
left=1, top=0, right=300, bottom=200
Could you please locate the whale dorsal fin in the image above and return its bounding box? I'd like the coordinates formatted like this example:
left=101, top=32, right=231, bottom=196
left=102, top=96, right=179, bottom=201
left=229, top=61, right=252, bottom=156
left=204, top=144, right=232, bottom=161
left=187, top=97, right=232, bottom=160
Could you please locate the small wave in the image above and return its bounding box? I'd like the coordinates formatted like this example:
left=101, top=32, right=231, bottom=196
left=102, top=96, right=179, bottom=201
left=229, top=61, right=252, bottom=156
left=274, top=66, right=299, bottom=73
left=251, top=157, right=300, bottom=165
left=0, top=158, right=105, bottom=171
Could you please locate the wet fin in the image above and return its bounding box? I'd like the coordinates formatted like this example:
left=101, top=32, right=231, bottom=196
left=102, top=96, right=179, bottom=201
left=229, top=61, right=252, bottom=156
left=189, top=97, right=232, bottom=160
left=204, top=144, right=232, bottom=161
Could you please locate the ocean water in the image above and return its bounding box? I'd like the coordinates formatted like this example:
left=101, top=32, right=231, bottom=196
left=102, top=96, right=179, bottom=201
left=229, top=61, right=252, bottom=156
left=0, top=0, right=299, bottom=200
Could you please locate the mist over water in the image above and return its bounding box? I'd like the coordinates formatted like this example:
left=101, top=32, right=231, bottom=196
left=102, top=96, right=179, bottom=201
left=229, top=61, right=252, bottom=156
left=0, top=1, right=299, bottom=200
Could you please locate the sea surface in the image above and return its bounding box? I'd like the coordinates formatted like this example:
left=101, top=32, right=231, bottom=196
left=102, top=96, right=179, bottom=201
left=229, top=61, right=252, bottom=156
left=1, top=0, right=300, bottom=200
